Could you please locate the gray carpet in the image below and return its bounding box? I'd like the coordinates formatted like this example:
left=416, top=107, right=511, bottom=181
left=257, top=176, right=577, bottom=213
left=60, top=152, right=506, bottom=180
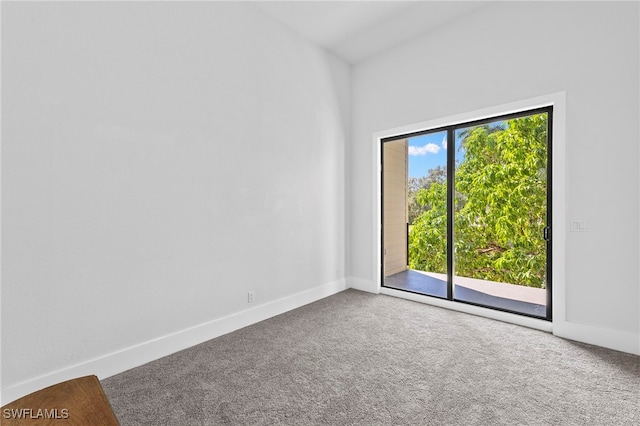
left=102, top=289, right=639, bottom=425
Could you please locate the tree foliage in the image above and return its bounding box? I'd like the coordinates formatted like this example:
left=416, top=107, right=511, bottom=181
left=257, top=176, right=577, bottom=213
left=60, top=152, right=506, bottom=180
left=408, top=165, right=446, bottom=224
left=408, top=113, right=548, bottom=288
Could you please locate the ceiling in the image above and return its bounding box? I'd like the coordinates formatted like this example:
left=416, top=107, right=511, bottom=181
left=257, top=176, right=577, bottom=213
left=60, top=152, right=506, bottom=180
left=252, top=1, right=491, bottom=64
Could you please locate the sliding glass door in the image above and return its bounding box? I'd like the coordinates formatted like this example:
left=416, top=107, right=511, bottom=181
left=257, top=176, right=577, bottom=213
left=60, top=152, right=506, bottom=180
left=382, top=107, right=552, bottom=320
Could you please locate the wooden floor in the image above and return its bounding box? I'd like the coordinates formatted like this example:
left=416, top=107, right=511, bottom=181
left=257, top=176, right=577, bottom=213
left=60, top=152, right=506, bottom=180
left=1, top=375, right=119, bottom=425
left=384, top=269, right=547, bottom=318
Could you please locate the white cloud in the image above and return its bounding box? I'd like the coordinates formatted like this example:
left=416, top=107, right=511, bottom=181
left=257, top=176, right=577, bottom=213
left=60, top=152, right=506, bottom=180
left=408, top=143, right=440, bottom=156
left=442, top=135, right=447, bottom=150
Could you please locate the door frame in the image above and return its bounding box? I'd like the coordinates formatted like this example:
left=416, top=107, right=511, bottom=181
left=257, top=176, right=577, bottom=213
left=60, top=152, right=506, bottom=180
left=373, top=93, right=566, bottom=330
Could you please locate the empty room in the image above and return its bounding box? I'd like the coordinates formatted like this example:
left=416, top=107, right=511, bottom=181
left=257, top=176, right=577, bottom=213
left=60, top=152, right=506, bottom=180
left=1, top=1, right=638, bottom=424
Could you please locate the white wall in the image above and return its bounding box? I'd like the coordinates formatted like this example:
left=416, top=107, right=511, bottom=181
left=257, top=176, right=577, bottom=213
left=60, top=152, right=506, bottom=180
left=349, top=1, right=639, bottom=353
left=1, top=1, right=349, bottom=400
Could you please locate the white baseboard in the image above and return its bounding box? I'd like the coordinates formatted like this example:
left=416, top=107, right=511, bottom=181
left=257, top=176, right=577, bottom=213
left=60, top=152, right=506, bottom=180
left=375, top=283, right=638, bottom=355
left=1, top=279, right=348, bottom=405
left=553, top=320, right=640, bottom=355
left=347, top=276, right=378, bottom=293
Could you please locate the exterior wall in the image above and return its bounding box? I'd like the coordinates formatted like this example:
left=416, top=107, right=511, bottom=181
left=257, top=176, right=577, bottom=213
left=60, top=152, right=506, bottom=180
left=383, top=139, right=408, bottom=277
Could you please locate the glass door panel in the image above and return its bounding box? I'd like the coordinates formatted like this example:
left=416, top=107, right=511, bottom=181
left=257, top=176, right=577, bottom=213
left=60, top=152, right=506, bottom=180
left=453, top=113, right=550, bottom=317
left=406, top=131, right=448, bottom=298
left=382, top=131, right=448, bottom=299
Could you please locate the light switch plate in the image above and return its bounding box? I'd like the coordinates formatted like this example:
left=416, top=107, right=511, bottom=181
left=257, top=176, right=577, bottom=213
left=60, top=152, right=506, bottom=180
left=570, top=220, right=587, bottom=232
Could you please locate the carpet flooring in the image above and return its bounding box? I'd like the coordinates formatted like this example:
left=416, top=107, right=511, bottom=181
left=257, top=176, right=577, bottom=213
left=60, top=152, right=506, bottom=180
left=102, top=289, right=639, bottom=425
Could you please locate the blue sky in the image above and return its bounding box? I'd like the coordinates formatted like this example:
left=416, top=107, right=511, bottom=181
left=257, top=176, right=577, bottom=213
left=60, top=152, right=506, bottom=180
left=407, top=131, right=448, bottom=178
left=408, top=129, right=472, bottom=178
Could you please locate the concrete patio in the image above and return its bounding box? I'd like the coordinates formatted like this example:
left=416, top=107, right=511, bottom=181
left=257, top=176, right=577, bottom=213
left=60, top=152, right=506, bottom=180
left=383, top=269, right=547, bottom=318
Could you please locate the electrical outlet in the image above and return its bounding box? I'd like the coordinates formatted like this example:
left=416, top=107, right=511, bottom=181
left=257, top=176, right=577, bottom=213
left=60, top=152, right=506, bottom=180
left=248, top=291, right=255, bottom=303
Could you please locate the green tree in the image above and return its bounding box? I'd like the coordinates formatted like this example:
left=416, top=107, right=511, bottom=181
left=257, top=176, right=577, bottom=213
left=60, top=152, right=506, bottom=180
left=408, top=165, right=446, bottom=224
left=409, top=113, right=548, bottom=288
left=409, top=178, right=448, bottom=274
